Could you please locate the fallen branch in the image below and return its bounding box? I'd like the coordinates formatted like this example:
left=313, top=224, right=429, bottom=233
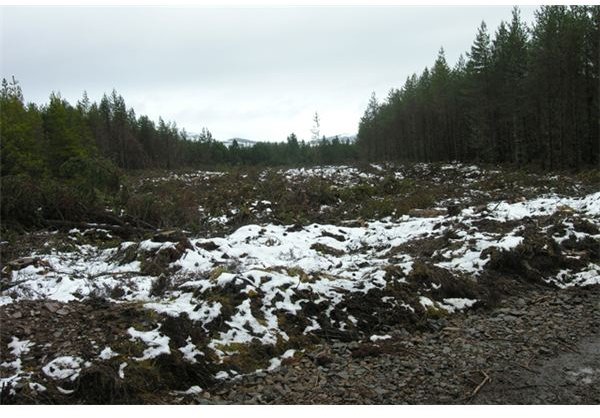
left=558, top=341, right=581, bottom=354
left=392, top=343, right=421, bottom=357
left=43, top=219, right=153, bottom=236
left=87, top=270, right=141, bottom=280
left=516, top=362, right=539, bottom=374
left=532, top=295, right=551, bottom=304
left=467, top=370, right=491, bottom=401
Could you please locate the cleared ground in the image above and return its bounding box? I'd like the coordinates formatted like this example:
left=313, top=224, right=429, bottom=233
left=1, top=163, right=599, bottom=404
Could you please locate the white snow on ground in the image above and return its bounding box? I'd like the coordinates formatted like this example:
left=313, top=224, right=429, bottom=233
left=435, top=230, right=524, bottom=274
left=28, top=382, right=47, bottom=393
left=549, top=217, right=600, bottom=245
left=8, top=336, right=34, bottom=357
left=279, top=166, right=377, bottom=187
left=179, top=337, right=204, bottom=363
left=441, top=298, right=478, bottom=313
left=3, top=191, right=598, bottom=348
left=370, top=334, right=392, bottom=342
left=486, top=192, right=600, bottom=221
left=419, top=296, right=435, bottom=309
left=267, top=349, right=297, bottom=371
left=42, top=356, right=85, bottom=381
left=127, top=327, right=171, bottom=361
left=5, top=243, right=153, bottom=303
left=551, top=264, right=600, bottom=288
left=1, top=168, right=599, bottom=383
left=214, top=370, right=230, bottom=380
left=420, top=296, right=478, bottom=314
left=118, top=362, right=127, bottom=379
left=139, top=170, right=225, bottom=187
left=98, top=347, right=118, bottom=360
left=173, top=385, right=203, bottom=395
left=0, top=337, right=36, bottom=393
left=145, top=292, right=222, bottom=324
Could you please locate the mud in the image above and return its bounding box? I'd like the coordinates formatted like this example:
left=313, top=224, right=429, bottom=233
left=477, top=329, right=600, bottom=404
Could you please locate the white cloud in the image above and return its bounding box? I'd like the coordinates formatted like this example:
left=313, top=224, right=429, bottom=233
left=1, top=6, right=537, bottom=141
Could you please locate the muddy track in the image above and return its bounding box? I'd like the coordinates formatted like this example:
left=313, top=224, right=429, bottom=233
left=193, top=285, right=600, bottom=404
left=477, top=329, right=600, bottom=404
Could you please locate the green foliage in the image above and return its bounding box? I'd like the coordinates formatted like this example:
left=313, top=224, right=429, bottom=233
left=1, top=78, right=122, bottom=227
left=59, top=155, right=120, bottom=199
left=0, top=78, right=44, bottom=177
left=3, top=5, right=597, bottom=230
left=0, top=174, right=44, bottom=226
left=357, top=5, right=599, bottom=170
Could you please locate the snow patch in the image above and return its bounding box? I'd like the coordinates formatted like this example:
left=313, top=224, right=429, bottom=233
left=370, top=334, right=392, bottom=342
left=441, top=298, right=478, bottom=313
left=98, top=347, right=118, bottom=360
left=179, top=337, right=204, bottom=363
left=127, top=327, right=171, bottom=361
left=42, top=356, right=85, bottom=381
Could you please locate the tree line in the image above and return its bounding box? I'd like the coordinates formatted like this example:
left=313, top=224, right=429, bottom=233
left=357, top=6, right=599, bottom=170
left=1, top=79, right=357, bottom=179
left=0, top=79, right=357, bottom=225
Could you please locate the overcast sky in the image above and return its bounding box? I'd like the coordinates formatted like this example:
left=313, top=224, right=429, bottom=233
left=1, top=6, right=538, bottom=141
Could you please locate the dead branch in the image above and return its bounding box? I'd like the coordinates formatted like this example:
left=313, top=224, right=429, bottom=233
left=516, top=362, right=539, bottom=374
left=43, top=219, right=153, bottom=236
left=467, top=370, right=491, bottom=401
left=87, top=270, right=140, bottom=280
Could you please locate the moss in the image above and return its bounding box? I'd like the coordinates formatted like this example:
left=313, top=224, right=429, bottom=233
left=217, top=340, right=279, bottom=374
left=202, top=293, right=236, bottom=321
left=76, top=351, right=215, bottom=404
left=396, top=190, right=436, bottom=215
left=112, top=338, right=147, bottom=359
left=310, top=243, right=345, bottom=256
left=149, top=274, right=171, bottom=297
left=339, top=183, right=376, bottom=202
left=286, top=266, right=313, bottom=283
left=208, top=265, right=229, bottom=281
left=359, top=197, right=397, bottom=219
left=110, top=243, right=140, bottom=265
left=425, top=305, right=448, bottom=319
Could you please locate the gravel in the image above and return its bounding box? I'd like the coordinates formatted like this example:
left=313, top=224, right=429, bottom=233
left=194, top=285, right=600, bottom=404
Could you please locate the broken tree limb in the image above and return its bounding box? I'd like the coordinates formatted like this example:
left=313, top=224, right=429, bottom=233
left=467, top=370, right=491, bottom=401
left=42, top=219, right=153, bottom=236
left=516, top=362, right=539, bottom=374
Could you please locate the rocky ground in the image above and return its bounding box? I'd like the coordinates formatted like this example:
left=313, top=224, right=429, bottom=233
left=2, top=284, right=598, bottom=404
left=1, top=163, right=598, bottom=404
left=197, top=285, right=600, bottom=404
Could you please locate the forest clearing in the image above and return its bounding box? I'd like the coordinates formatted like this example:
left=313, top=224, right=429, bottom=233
left=1, top=4, right=599, bottom=407
left=1, top=163, right=599, bottom=403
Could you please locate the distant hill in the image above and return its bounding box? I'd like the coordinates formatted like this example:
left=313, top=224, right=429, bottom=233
left=326, top=133, right=357, bottom=143
left=307, top=133, right=357, bottom=147
left=186, top=133, right=356, bottom=148
left=221, top=138, right=257, bottom=148
left=184, top=132, right=258, bottom=148
left=220, top=134, right=357, bottom=148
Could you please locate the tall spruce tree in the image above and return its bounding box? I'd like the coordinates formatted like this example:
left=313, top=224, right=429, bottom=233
left=466, top=21, right=494, bottom=162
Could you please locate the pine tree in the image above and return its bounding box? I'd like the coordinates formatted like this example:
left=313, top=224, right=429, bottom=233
left=430, top=48, right=452, bottom=160
left=43, top=92, right=87, bottom=174
left=491, top=7, right=529, bottom=165
left=465, top=22, right=495, bottom=161
left=357, top=92, right=379, bottom=160
left=0, top=78, right=44, bottom=177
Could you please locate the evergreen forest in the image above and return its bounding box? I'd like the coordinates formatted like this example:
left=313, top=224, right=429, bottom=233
left=357, top=6, right=599, bottom=170
left=1, top=5, right=598, bottom=227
